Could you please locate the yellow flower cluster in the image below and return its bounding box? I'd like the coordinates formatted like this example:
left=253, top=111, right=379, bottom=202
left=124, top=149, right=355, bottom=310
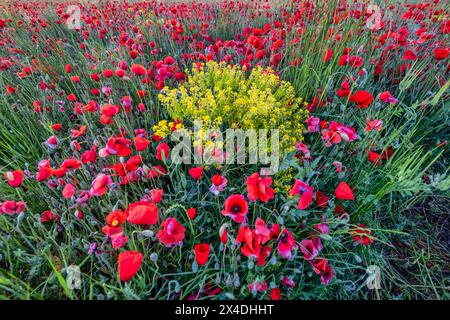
left=158, top=61, right=309, bottom=152
left=152, top=120, right=184, bottom=138
left=192, top=116, right=224, bottom=152
left=152, top=120, right=171, bottom=138
left=273, top=167, right=296, bottom=195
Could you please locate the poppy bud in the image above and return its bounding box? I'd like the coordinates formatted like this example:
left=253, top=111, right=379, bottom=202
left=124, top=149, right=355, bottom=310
left=194, top=243, right=210, bottom=266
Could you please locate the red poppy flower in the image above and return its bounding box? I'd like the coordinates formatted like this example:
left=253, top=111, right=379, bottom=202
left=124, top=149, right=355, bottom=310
left=335, top=181, right=355, bottom=200
left=126, top=201, right=158, bottom=225
left=36, top=166, right=53, bottom=182
left=349, top=90, right=373, bottom=108
left=102, top=225, right=124, bottom=237
left=6, top=84, right=16, bottom=95
left=106, top=209, right=127, bottom=227
left=240, top=228, right=261, bottom=259
left=131, top=64, right=147, bottom=76
left=350, top=224, right=374, bottom=245
left=189, top=166, right=203, bottom=180
left=157, top=217, right=186, bottom=246
left=315, top=191, right=329, bottom=208
left=67, top=93, right=77, bottom=102
left=366, top=116, right=382, bottom=132
left=323, top=48, right=333, bottom=62
left=137, top=90, right=147, bottom=98
left=61, top=158, right=82, bottom=170
left=100, top=104, right=120, bottom=117
left=219, top=223, right=228, bottom=244
left=52, top=167, right=67, bottom=178
left=90, top=73, right=100, bottom=81
left=150, top=189, right=163, bottom=203
left=299, top=239, right=319, bottom=260
left=45, top=136, right=59, bottom=149
left=62, top=183, right=76, bottom=199
left=186, top=208, right=196, bottom=220
left=133, top=136, right=150, bottom=151
left=81, top=146, right=97, bottom=164
left=146, top=165, right=167, bottom=179
left=156, top=142, right=170, bottom=160
left=277, top=229, right=297, bottom=260
left=368, top=151, right=382, bottom=166
left=257, top=245, right=272, bottom=266
left=310, top=257, right=329, bottom=274
left=70, top=125, right=86, bottom=138
left=1, top=201, right=26, bottom=215
left=379, top=91, right=398, bottom=104
left=164, top=56, right=175, bottom=65
left=221, top=194, right=248, bottom=223
left=402, top=50, right=417, bottom=61
left=320, top=266, right=334, bottom=285
left=4, top=170, right=23, bottom=188
left=211, top=174, right=224, bottom=186
left=118, top=251, right=143, bottom=282
left=254, top=217, right=271, bottom=244
left=102, top=137, right=132, bottom=157
left=336, top=79, right=351, bottom=97
left=102, top=69, right=114, bottom=78
left=348, top=55, right=364, bottom=67
left=246, top=173, right=275, bottom=203
left=270, top=288, right=281, bottom=300
left=51, top=123, right=62, bottom=131
left=434, top=47, right=449, bottom=60
left=194, top=243, right=210, bottom=266
left=40, top=210, right=59, bottom=223
left=129, top=50, right=139, bottom=59
left=115, top=69, right=125, bottom=77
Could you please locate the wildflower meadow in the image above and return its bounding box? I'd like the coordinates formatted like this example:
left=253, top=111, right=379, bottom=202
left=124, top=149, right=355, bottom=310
left=0, top=0, right=448, bottom=301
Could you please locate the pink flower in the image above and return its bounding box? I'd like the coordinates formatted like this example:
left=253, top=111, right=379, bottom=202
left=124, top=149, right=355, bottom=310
left=44, top=136, right=59, bottom=149
left=333, top=161, right=343, bottom=173
left=1, top=201, right=26, bottom=215
left=295, top=142, right=311, bottom=158
left=305, top=116, right=320, bottom=133
left=282, top=276, right=296, bottom=288
left=248, top=280, right=267, bottom=293
left=379, top=91, right=398, bottom=104
left=90, top=173, right=112, bottom=196
left=111, top=232, right=129, bottom=249
left=366, top=116, right=383, bottom=132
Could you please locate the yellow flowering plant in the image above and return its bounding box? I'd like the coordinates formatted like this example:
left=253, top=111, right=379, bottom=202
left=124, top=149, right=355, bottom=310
left=158, top=61, right=309, bottom=153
